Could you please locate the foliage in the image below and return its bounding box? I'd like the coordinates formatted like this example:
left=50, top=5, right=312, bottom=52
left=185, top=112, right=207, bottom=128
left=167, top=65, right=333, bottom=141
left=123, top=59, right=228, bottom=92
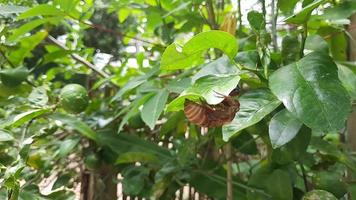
left=0, top=0, right=356, bottom=199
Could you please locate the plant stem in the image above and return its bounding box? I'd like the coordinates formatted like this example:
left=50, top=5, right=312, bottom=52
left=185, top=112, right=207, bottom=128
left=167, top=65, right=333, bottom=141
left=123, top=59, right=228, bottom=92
left=225, top=143, right=233, bottom=200
left=300, top=23, right=308, bottom=58
left=299, top=162, right=309, bottom=191
left=271, top=0, right=279, bottom=52
left=237, top=0, right=242, bottom=28
left=206, top=0, right=219, bottom=30
left=0, top=48, right=16, bottom=68
left=260, top=0, right=266, bottom=17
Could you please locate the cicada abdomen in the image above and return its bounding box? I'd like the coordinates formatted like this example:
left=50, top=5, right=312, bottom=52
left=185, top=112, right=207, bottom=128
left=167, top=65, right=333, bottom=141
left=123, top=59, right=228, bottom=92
left=184, top=96, right=240, bottom=128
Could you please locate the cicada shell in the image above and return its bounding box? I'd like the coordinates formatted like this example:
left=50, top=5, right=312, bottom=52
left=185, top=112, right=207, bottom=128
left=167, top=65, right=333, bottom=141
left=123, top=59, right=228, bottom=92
left=184, top=96, right=240, bottom=128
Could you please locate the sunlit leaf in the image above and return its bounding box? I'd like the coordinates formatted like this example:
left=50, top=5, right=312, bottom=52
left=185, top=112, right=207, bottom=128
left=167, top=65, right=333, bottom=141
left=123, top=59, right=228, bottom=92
left=285, top=0, right=326, bottom=24
left=161, top=30, right=238, bottom=70
left=17, top=4, right=65, bottom=20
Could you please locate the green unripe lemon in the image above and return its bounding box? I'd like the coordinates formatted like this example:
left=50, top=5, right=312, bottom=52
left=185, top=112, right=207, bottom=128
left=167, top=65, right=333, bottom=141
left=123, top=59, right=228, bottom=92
left=0, top=67, right=29, bottom=87
left=59, top=84, right=89, bottom=113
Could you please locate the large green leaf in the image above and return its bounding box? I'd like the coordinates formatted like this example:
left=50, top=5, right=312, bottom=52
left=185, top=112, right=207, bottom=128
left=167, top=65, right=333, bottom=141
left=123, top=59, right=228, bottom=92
left=222, top=89, right=281, bottom=141
left=302, top=190, right=337, bottom=200
left=269, top=52, right=351, bottom=132
left=17, top=4, right=65, bottom=20
left=167, top=74, right=240, bottom=112
left=141, top=89, right=169, bottom=130
left=49, top=113, right=97, bottom=141
left=161, top=30, right=238, bottom=70
left=284, top=0, right=326, bottom=24
left=269, top=109, right=302, bottom=149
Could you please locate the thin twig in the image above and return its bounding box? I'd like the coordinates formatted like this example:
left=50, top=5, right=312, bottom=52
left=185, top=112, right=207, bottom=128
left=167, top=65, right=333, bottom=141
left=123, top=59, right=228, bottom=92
left=225, top=143, right=233, bottom=200
left=46, top=35, right=111, bottom=79
left=271, top=0, right=279, bottom=51
left=300, top=23, right=308, bottom=58
left=299, top=162, right=309, bottom=192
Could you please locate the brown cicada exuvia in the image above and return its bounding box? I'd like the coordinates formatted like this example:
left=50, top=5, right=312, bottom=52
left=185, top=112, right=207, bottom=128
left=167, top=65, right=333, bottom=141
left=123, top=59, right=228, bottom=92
left=184, top=87, right=240, bottom=128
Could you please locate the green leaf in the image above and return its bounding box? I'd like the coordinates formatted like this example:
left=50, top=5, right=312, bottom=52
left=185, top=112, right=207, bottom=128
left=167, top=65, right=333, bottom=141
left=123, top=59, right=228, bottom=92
left=58, top=137, right=80, bottom=157
left=10, top=108, right=51, bottom=128
left=0, top=129, right=14, bottom=142
left=28, top=87, right=48, bottom=106
left=305, top=35, right=329, bottom=53
left=160, top=43, right=203, bottom=71
left=284, top=0, right=326, bottom=24
left=322, top=1, right=356, bottom=20
left=111, top=67, right=158, bottom=102
left=116, top=152, right=158, bottom=164
left=269, top=109, right=302, bottom=149
left=313, top=171, right=347, bottom=198
left=141, top=89, right=169, bottom=130
left=265, top=169, right=293, bottom=200
left=281, top=35, right=300, bottom=65
left=0, top=5, right=28, bottom=15
left=17, top=4, right=65, bottom=20
left=337, top=63, right=356, bottom=100
left=9, top=17, right=61, bottom=41
left=49, top=113, right=97, bottom=141
left=167, top=75, right=241, bottom=112
left=277, top=0, right=298, bottom=15
left=302, top=190, right=337, bottom=200
left=234, top=50, right=260, bottom=70
left=96, top=130, right=171, bottom=160
left=55, top=0, right=80, bottom=13
left=118, top=93, right=155, bottom=131
left=9, top=31, right=48, bottom=66
left=269, top=52, right=351, bottom=132
left=161, top=30, right=238, bottom=70
left=247, top=11, right=265, bottom=31
left=222, top=89, right=281, bottom=141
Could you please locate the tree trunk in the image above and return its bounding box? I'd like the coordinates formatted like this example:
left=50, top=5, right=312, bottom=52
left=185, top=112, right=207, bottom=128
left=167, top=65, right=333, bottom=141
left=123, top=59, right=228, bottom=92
left=347, top=13, right=356, bottom=199
left=80, top=164, right=117, bottom=200
left=348, top=14, right=356, bottom=157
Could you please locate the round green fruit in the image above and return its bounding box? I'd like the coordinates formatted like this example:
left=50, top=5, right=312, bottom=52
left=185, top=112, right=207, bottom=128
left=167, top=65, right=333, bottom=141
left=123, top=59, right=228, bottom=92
left=0, top=67, right=29, bottom=87
left=59, top=84, right=89, bottom=113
